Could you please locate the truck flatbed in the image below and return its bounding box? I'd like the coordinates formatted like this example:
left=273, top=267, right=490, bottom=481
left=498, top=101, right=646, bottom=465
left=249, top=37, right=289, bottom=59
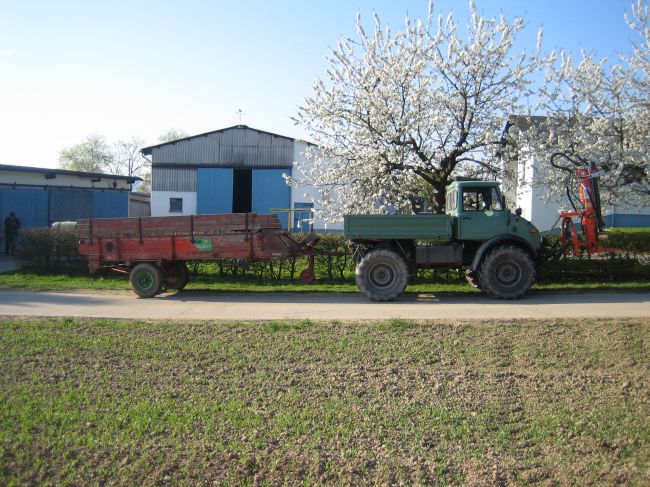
left=344, top=214, right=452, bottom=240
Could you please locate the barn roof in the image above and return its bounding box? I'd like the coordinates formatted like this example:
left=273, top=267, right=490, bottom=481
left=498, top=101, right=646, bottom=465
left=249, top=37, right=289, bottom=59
left=141, top=125, right=297, bottom=156
left=0, top=164, right=141, bottom=183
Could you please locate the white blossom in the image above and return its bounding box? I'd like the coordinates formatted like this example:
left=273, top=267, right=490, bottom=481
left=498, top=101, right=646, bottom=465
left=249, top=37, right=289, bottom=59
left=512, top=1, right=650, bottom=208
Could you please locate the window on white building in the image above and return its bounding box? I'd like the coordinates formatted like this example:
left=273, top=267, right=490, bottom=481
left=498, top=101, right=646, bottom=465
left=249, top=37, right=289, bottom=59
left=169, top=197, right=183, bottom=213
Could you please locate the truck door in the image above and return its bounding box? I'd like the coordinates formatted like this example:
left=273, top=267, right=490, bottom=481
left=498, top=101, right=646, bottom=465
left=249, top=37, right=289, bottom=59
left=458, top=186, right=507, bottom=241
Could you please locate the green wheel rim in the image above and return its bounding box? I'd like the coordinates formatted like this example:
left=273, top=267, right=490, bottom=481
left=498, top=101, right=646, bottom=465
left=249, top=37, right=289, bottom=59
left=136, top=271, right=154, bottom=291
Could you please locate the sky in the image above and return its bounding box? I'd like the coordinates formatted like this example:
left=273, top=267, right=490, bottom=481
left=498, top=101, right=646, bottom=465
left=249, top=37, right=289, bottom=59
left=0, top=0, right=638, bottom=169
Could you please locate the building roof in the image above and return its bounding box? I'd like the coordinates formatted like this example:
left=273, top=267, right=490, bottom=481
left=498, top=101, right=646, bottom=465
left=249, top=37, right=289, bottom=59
left=0, top=163, right=141, bottom=183
left=141, top=125, right=298, bottom=155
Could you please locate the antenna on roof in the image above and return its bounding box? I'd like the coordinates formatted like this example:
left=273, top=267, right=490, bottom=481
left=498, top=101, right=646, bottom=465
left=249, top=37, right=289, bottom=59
left=236, top=109, right=246, bottom=125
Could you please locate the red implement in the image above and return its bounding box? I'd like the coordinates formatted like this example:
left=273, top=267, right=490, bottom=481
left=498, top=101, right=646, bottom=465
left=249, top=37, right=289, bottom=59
left=560, top=164, right=616, bottom=256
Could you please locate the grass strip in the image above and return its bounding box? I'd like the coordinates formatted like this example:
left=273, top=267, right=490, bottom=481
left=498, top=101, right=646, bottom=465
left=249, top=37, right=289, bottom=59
left=1, top=270, right=648, bottom=294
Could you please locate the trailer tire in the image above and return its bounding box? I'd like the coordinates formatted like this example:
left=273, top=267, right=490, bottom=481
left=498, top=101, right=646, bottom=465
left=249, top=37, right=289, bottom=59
left=162, top=261, right=190, bottom=290
left=130, top=263, right=163, bottom=298
left=355, top=249, right=408, bottom=301
left=478, top=245, right=535, bottom=299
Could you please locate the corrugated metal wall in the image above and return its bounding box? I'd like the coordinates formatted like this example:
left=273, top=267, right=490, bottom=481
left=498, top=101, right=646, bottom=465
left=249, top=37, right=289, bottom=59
left=0, top=187, right=129, bottom=228
left=49, top=189, right=93, bottom=222
left=150, top=127, right=294, bottom=168
left=196, top=168, right=233, bottom=214
left=0, top=188, right=49, bottom=228
left=94, top=191, right=129, bottom=218
left=149, top=127, right=296, bottom=228
left=152, top=167, right=197, bottom=192
left=252, top=169, right=291, bottom=229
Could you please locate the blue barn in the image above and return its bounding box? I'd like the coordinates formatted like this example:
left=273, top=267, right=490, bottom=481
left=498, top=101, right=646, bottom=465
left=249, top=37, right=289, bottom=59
left=0, top=164, right=140, bottom=229
left=143, top=125, right=302, bottom=230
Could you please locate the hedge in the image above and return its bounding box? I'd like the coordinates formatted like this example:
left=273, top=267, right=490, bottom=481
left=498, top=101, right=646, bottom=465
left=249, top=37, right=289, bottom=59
left=16, top=227, right=85, bottom=274
left=14, top=227, right=650, bottom=284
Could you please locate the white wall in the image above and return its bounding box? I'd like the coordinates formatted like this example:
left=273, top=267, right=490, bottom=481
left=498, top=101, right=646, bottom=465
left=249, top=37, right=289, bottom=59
left=291, top=141, right=344, bottom=231
left=151, top=191, right=197, bottom=216
left=516, top=151, right=563, bottom=232
left=0, top=168, right=131, bottom=190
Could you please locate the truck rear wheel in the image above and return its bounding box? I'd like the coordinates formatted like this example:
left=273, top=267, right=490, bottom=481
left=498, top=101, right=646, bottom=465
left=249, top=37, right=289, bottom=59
left=478, top=245, right=535, bottom=299
left=355, top=249, right=408, bottom=301
left=130, top=263, right=163, bottom=298
left=162, top=261, right=190, bottom=290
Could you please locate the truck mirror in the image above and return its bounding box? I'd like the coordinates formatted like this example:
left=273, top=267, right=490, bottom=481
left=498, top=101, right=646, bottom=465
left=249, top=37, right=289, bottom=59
left=501, top=195, right=506, bottom=209
left=515, top=208, right=522, bottom=217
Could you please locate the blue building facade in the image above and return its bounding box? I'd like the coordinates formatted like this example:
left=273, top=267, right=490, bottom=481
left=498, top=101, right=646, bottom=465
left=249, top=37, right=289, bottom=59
left=0, top=164, right=138, bottom=229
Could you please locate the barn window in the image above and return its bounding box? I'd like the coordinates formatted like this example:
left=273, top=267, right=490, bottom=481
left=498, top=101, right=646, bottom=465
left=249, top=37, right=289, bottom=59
left=169, top=197, right=183, bottom=213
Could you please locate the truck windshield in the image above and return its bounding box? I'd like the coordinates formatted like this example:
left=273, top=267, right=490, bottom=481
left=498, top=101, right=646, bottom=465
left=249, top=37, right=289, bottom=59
left=462, top=187, right=503, bottom=211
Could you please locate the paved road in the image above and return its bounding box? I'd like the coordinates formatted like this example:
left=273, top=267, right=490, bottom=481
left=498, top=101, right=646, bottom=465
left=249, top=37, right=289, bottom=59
left=1, top=289, right=649, bottom=321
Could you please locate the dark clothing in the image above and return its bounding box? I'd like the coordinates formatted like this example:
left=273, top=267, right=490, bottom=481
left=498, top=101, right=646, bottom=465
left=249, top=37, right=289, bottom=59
left=4, top=214, right=20, bottom=256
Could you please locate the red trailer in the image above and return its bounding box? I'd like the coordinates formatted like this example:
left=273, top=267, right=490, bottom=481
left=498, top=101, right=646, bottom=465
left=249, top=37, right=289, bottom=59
left=76, top=213, right=316, bottom=297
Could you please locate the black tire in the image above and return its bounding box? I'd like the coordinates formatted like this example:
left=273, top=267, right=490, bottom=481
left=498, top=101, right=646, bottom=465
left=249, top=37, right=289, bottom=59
left=129, top=263, right=163, bottom=298
left=477, top=245, right=535, bottom=300
left=355, top=249, right=408, bottom=301
left=464, top=270, right=481, bottom=289
left=162, top=261, right=190, bottom=290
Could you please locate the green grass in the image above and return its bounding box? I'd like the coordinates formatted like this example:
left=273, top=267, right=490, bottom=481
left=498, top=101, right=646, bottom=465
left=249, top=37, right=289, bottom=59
left=1, top=318, right=648, bottom=485
left=1, top=269, right=648, bottom=294
left=606, top=227, right=650, bottom=233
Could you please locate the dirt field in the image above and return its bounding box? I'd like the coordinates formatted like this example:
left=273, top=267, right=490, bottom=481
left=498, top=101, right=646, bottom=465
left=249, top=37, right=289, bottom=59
left=1, top=318, right=648, bottom=485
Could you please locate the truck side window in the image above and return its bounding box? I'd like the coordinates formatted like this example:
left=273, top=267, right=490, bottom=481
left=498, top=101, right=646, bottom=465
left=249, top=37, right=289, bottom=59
left=463, top=188, right=502, bottom=211
left=463, top=189, right=481, bottom=211
left=489, top=187, right=503, bottom=211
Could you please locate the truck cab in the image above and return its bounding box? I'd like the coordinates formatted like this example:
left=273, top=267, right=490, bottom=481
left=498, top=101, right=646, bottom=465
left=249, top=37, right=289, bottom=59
left=445, top=180, right=541, bottom=249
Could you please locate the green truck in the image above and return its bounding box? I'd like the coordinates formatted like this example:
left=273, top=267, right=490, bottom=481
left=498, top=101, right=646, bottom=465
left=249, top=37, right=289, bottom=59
left=344, top=179, right=543, bottom=301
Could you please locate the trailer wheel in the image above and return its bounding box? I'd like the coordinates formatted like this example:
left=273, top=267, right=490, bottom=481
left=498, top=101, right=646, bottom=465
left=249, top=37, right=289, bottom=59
left=162, top=261, right=190, bottom=290
left=130, top=263, right=163, bottom=298
left=478, top=245, right=535, bottom=299
left=355, top=249, right=408, bottom=301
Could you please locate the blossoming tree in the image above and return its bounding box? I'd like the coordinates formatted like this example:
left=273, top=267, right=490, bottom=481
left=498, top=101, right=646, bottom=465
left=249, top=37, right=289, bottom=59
left=291, top=0, right=546, bottom=220
left=513, top=0, right=649, bottom=208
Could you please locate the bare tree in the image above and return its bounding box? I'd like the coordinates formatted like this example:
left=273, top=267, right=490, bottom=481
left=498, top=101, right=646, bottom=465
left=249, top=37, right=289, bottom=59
left=291, top=0, right=546, bottom=219
left=104, top=137, right=149, bottom=178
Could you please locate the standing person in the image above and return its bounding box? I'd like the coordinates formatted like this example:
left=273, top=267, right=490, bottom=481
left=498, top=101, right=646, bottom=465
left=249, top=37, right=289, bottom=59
left=4, top=212, right=20, bottom=256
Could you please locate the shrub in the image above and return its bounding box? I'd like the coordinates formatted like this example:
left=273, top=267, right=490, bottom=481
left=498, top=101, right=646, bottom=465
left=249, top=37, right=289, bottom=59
left=604, top=229, right=650, bottom=255
left=17, top=226, right=84, bottom=274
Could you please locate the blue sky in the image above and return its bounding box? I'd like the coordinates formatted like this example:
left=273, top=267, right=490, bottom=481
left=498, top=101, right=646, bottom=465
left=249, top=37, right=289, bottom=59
left=0, top=0, right=637, bottom=169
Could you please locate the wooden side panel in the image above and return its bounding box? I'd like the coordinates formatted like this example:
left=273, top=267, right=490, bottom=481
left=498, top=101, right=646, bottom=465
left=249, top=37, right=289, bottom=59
left=76, top=213, right=298, bottom=272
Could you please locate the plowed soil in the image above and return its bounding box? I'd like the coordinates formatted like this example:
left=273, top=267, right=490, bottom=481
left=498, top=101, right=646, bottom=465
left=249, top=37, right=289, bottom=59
left=1, top=318, right=648, bottom=485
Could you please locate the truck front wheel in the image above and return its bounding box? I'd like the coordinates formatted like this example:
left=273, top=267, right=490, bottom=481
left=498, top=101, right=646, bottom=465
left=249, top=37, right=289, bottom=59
left=478, top=245, right=535, bottom=299
left=355, top=249, right=408, bottom=301
left=130, top=263, right=163, bottom=298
